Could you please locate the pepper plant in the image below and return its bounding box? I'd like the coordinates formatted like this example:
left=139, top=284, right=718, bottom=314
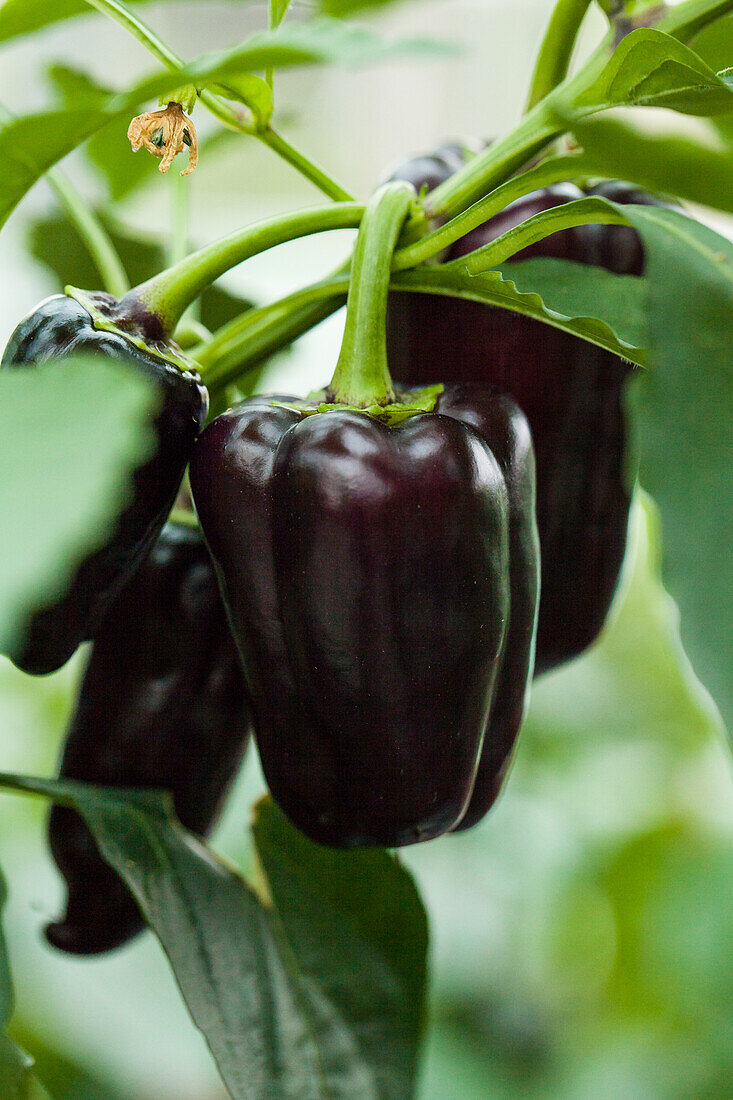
left=0, top=0, right=731, bottom=1096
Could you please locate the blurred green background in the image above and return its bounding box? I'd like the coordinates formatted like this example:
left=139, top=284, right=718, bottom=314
left=0, top=2, right=731, bottom=1097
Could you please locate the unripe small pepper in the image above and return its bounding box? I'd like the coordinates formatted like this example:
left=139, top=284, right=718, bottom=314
left=1, top=292, right=208, bottom=674
left=386, top=147, right=667, bottom=672
left=46, top=522, right=251, bottom=955
left=190, top=387, right=539, bottom=847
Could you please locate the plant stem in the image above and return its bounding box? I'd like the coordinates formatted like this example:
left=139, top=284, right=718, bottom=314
left=426, top=34, right=612, bottom=222
left=392, top=154, right=591, bottom=271
left=657, top=0, right=733, bottom=41
left=82, top=0, right=354, bottom=202
left=444, top=197, right=628, bottom=273
left=525, top=0, right=594, bottom=111
left=327, top=183, right=414, bottom=407
left=259, top=129, right=354, bottom=203
left=123, top=203, right=363, bottom=336
left=197, top=279, right=350, bottom=392
left=0, top=101, right=129, bottom=297
left=46, top=172, right=130, bottom=298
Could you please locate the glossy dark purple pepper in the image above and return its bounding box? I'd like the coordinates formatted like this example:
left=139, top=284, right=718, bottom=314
left=386, top=149, right=668, bottom=672
left=435, top=386, right=539, bottom=829
left=1, top=294, right=208, bottom=674
left=46, top=521, right=251, bottom=955
left=190, top=390, right=539, bottom=847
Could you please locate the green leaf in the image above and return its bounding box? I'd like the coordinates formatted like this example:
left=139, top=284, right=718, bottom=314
left=253, top=799, right=428, bottom=1096
left=570, top=28, right=733, bottom=115
left=0, top=108, right=112, bottom=229
left=0, top=0, right=209, bottom=44
left=0, top=356, right=158, bottom=660
left=494, top=258, right=646, bottom=350
left=690, top=11, right=733, bottom=69
left=28, top=209, right=255, bottom=332
left=391, top=265, right=646, bottom=365
left=618, top=205, right=733, bottom=732
left=662, top=0, right=733, bottom=44
left=208, top=73, right=273, bottom=128
left=567, top=115, right=733, bottom=212
left=691, top=12, right=733, bottom=136
left=187, top=17, right=456, bottom=84
left=0, top=777, right=427, bottom=1100
left=0, top=872, right=51, bottom=1099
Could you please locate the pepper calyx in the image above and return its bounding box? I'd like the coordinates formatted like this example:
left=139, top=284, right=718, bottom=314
left=64, top=287, right=198, bottom=376
left=270, top=383, right=445, bottom=426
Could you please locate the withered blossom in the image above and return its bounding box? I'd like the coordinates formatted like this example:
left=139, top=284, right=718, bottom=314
left=127, top=102, right=198, bottom=176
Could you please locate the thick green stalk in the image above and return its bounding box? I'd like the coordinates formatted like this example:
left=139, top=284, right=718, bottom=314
left=525, top=0, right=595, bottom=111
left=122, top=203, right=363, bottom=336
left=444, top=198, right=628, bottom=273
left=426, top=34, right=612, bottom=221
left=327, top=183, right=415, bottom=407
left=392, top=154, right=591, bottom=271
left=82, top=0, right=354, bottom=202
left=197, top=280, right=350, bottom=393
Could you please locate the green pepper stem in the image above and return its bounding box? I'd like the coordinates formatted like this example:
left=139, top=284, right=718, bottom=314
left=425, top=33, right=612, bottom=222
left=524, top=0, right=595, bottom=111
left=327, top=182, right=415, bottom=407
left=392, top=154, right=592, bottom=271
left=445, top=198, right=629, bottom=273
left=197, top=277, right=350, bottom=392
left=120, top=203, right=363, bottom=336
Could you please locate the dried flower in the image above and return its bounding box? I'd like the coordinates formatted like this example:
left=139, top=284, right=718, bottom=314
left=127, top=102, right=198, bottom=176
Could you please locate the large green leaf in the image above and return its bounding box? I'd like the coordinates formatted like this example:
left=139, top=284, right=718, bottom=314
left=392, top=264, right=646, bottom=365
left=569, top=27, right=733, bottom=115
left=619, top=205, right=733, bottom=733
left=567, top=115, right=733, bottom=212
left=253, top=800, right=428, bottom=1097
left=0, top=777, right=427, bottom=1100
left=0, top=356, right=157, bottom=659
